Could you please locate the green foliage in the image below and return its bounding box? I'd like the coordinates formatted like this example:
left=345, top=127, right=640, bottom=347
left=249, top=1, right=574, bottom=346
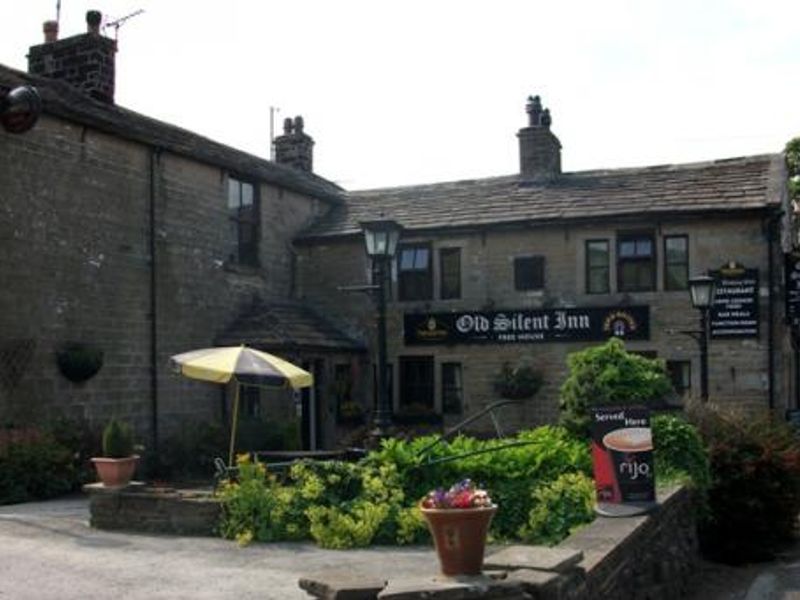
left=0, top=427, right=78, bottom=504
left=151, top=421, right=227, bottom=480
left=55, top=342, right=104, bottom=383
left=558, top=338, right=672, bottom=437
left=493, top=363, right=543, bottom=400
left=691, top=405, right=800, bottom=563
left=652, top=414, right=710, bottom=495
left=786, top=137, right=800, bottom=200
left=518, top=472, right=595, bottom=545
left=102, top=419, right=135, bottom=458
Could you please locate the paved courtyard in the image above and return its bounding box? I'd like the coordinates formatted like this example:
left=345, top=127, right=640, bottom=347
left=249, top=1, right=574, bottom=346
left=0, top=495, right=434, bottom=600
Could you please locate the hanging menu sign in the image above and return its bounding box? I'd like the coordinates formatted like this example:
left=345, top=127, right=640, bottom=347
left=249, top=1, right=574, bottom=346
left=785, top=254, right=800, bottom=325
left=404, top=306, right=649, bottom=346
left=710, top=263, right=759, bottom=339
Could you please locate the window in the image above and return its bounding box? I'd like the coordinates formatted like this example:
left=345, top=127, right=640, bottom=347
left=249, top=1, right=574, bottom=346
left=666, top=360, right=691, bottom=397
left=333, top=364, right=353, bottom=418
left=227, top=176, right=259, bottom=266
left=399, top=356, right=434, bottom=410
left=442, top=362, right=463, bottom=414
left=440, top=248, right=461, bottom=300
left=242, top=386, right=261, bottom=418
left=617, top=232, right=655, bottom=292
left=586, top=240, right=610, bottom=294
left=514, top=256, right=545, bottom=291
left=664, top=235, right=689, bottom=291
left=398, top=244, right=432, bottom=301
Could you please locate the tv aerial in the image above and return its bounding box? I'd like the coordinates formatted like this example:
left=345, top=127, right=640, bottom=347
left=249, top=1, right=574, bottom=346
left=102, top=9, right=145, bottom=41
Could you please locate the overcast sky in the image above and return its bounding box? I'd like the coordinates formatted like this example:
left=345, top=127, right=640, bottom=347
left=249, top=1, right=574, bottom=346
left=2, top=1, right=799, bottom=190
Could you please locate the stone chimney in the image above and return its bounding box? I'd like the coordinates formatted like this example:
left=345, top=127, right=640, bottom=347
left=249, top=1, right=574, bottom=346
left=274, top=116, right=314, bottom=172
left=27, top=10, right=117, bottom=103
left=517, top=95, right=561, bottom=181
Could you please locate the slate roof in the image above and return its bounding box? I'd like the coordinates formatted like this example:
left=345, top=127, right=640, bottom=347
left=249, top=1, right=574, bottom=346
left=298, top=154, right=782, bottom=241
left=215, top=301, right=365, bottom=353
left=0, top=63, right=343, bottom=203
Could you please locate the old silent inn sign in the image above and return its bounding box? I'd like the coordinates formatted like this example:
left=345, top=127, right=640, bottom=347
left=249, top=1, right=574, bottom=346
left=404, top=306, right=649, bottom=346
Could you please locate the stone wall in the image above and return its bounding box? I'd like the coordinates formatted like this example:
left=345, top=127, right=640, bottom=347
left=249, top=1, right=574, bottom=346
left=0, top=113, right=323, bottom=439
left=297, top=213, right=782, bottom=432
left=298, top=485, right=698, bottom=600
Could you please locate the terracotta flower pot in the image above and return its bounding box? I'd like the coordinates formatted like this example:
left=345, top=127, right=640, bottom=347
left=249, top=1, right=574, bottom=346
left=91, top=455, right=140, bottom=488
left=420, top=505, right=497, bottom=576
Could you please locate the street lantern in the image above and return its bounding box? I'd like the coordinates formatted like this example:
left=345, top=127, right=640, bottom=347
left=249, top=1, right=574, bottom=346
left=689, top=275, right=716, bottom=309
left=359, top=218, right=403, bottom=439
left=1, top=85, right=42, bottom=134
left=688, top=274, right=717, bottom=402
left=360, top=219, right=403, bottom=259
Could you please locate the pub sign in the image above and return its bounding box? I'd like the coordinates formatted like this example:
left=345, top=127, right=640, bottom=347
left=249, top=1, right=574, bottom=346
left=709, top=263, right=759, bottom=339
left=404, top=306, right=649, bottom=346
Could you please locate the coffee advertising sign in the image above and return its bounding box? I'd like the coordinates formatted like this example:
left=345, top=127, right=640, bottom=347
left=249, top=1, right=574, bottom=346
left=404, top=306, right=649, bottom=346
left=710, top=263, right=759, bottom=339
left=591, top=406, right=655, bottom=512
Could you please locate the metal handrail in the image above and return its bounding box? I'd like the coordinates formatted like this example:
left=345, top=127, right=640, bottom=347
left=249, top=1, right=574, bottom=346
left=415, top=399, right=522, bottom=461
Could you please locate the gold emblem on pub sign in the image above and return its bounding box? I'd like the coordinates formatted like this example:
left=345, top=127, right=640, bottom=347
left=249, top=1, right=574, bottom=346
left=602, top=310, right=638, bottom=337
left=417, top=316, right=448, bottom=339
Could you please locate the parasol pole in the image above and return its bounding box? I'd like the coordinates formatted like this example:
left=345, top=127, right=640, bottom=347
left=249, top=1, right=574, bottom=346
left=227, top=382, right=242, bottom=467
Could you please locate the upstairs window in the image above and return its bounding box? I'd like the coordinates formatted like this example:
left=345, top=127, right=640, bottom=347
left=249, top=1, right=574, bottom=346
left=439, top=247, right=461, bottom=300
left=586, top=240, right=610, bottom=294
left=227, top=176, right=259, bottom=266
left=514, top=256, right=545, bottom=291
left=664, top=235, right=689, bottom=291
left=398, top=244, right=432, bottom=301
left=617, top=232, right=655, bottom=292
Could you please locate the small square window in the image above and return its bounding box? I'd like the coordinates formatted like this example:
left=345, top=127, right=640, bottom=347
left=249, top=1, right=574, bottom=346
left=514, top=256, right=545, bottom=291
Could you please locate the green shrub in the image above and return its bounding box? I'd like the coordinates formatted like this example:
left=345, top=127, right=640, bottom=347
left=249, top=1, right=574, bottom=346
left=518, top=472, right=595, bottom=545
left=493, top=363, right=543, bottom=400
left=559, top=338, right=672, bottom=438
left=652, top=414, right=710, bottom=495
left=0, top=428, right=78, bottom=504
left=102, top=419, right=135, bottom=458
left=691, top=406, right=800, bottom=563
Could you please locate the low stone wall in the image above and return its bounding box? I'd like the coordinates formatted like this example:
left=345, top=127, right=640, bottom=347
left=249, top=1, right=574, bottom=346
left=298, top=485, right=698, bottom=600
left=84, top=482, right=221, bottom=536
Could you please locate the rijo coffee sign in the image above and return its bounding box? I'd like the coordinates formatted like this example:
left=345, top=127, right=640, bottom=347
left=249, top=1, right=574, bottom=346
left=404, top=306, right=649, bottom=346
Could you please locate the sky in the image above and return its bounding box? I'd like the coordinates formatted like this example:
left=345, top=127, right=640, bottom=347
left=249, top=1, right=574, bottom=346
left=2, top=0, right=800, bottom=190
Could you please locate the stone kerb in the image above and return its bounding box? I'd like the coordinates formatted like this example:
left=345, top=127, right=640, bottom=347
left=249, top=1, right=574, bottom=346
left=297, top=485, right=698, bottom=600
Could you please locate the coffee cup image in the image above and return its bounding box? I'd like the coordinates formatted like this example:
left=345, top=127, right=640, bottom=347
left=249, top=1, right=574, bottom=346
left=602, top=427, right=653, bottom=453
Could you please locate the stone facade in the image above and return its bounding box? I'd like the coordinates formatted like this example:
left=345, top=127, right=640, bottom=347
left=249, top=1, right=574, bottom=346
left=297, top=213, right=786, bottom=432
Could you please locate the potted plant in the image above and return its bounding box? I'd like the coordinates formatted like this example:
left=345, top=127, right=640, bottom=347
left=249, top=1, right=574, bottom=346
left=419, top=479, right=497, bottom=576
left=91, top=419, right=139, bottom=488
left=493, top=362, right=543, bottom=400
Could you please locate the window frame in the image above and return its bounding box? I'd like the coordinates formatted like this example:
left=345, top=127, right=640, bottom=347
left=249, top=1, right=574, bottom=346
left=399, top=356, right=435, bottom=410
left=397, top=243, right=433, bottom=301
left=441, top=362, right=464, bottom=415
left=513, top=255, right=545, bottom=292
left=439, top=247, right=462, bottom=300
left=617, top=231, right=656, bottom=292
left=585, top=239, right=610, bottom=294
left=227, top=175, right=260, bottom=267
left=664, top=234, right=689, bottom=291
left=666, top=360, right=692, bottom=397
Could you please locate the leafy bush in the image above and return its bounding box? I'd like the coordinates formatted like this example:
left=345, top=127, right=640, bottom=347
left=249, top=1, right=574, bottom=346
left=652, top=413, right=710, bottom=495
left=518, top=472, right=595, bottom=545
left=559, top=338, right=672, bottom=437
left=0, top=427, right=78, bottom=504
left=691, top=405, right=800, bottom=563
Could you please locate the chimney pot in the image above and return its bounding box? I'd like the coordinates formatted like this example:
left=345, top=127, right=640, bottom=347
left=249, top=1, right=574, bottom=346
left=43, top=20, right=59, bottom=43
left=274, top=115, right=314, bottom=172
left=86, top=10, right=102, bottom=34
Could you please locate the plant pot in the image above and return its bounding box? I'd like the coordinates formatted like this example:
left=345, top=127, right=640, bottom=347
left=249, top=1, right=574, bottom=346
left=420, top=505, right=497, bottom=576
left=91, top=455, right=140, bottom=488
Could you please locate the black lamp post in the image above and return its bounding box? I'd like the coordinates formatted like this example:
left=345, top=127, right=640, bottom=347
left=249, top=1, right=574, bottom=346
left=688, top=274, right=717, bottom=402
left=360, top=218, right=403, bottom=439
left=1, top=85, right=42, bottom=134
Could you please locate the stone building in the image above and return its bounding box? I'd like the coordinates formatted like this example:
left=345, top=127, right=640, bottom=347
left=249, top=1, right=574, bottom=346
left=0, top=14, right=363, bottom=451
left=1, top=14, right=796, bottom=451
left=295, top=96, right=794, bottom=431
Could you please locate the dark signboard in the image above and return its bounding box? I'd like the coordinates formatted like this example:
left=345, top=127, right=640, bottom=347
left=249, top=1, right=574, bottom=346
left=786, top=254, right=800, bottom=325
left=591, top=406, right=655, bottom=507
left=710, top=264, right=759, bottom=339
left=404, top=306, right=649, bottom=346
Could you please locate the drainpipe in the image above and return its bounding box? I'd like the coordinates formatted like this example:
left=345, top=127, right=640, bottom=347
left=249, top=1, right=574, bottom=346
left=149, top=148, right=161, bottom=454
left=767, top=213, right=776, bottom=410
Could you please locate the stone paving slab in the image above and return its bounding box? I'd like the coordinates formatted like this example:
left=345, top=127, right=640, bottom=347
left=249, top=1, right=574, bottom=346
left=484, top=545, right=583, bottom=573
